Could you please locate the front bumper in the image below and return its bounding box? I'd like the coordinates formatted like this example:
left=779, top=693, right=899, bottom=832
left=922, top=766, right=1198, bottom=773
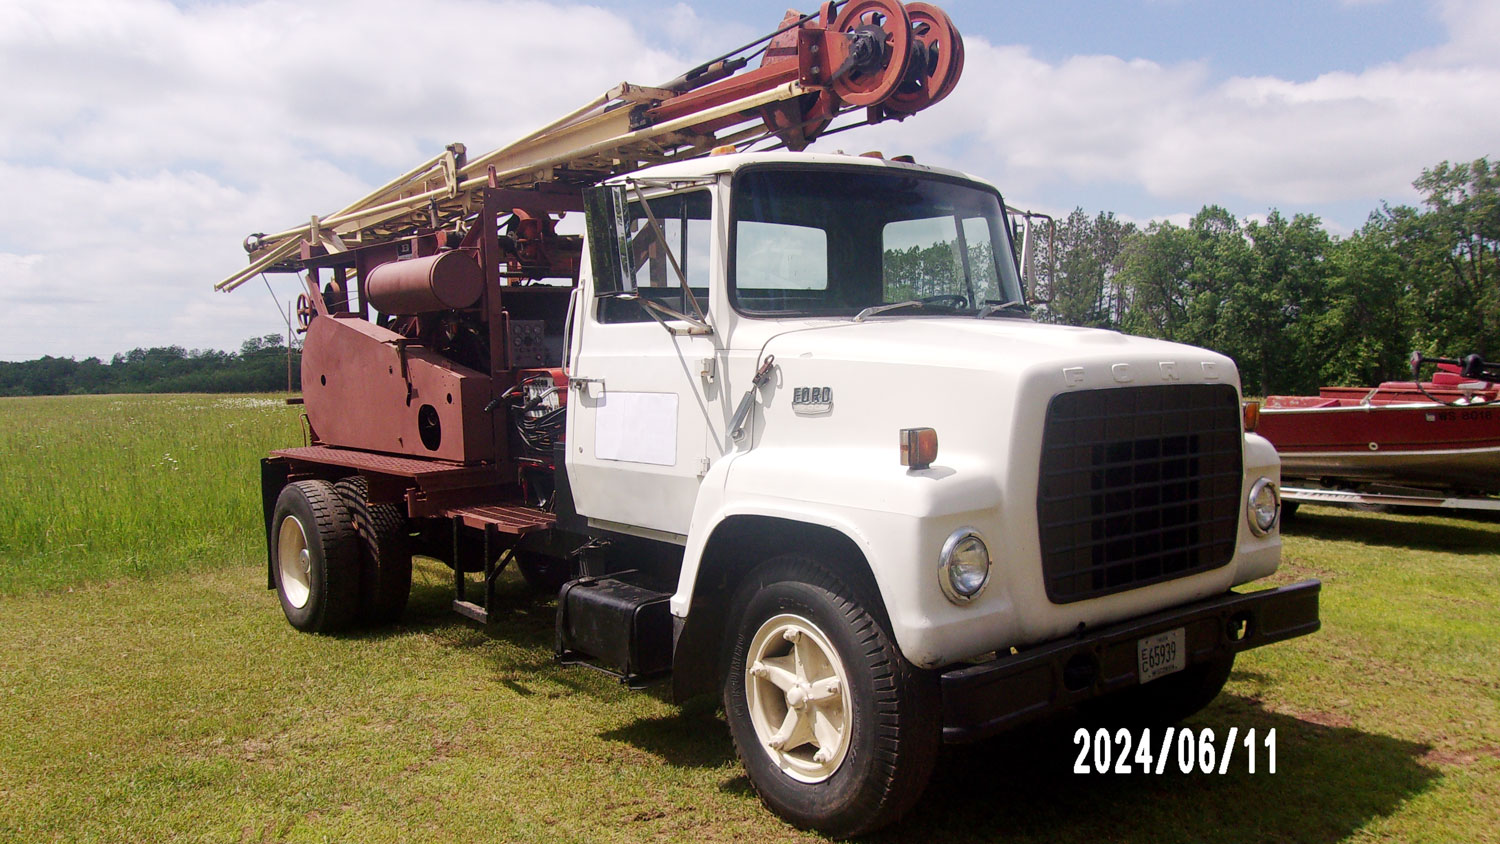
left=940, top=580, right=1321, bottom=743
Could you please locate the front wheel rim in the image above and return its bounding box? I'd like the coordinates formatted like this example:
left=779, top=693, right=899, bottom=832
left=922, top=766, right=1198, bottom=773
left=745, top=613, right=853, bottom=783
left=276, top=514, right=312, bottom=609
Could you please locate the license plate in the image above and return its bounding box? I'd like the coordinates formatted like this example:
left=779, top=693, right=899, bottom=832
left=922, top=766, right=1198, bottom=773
left=1137, top=627, right=1185, bottom=684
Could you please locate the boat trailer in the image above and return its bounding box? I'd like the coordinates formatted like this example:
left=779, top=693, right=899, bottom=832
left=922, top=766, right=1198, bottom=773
left=1282, top=486, right=1500, bottom=513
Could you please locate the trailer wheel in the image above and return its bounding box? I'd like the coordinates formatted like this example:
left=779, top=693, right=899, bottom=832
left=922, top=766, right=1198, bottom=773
left=272, top=480, right=358, bottom=633
left=1084, top=651, right=1236, bottom=727
left=335, top=476, right=412, bottom=625
left=722, top=556, right=939, bottom=837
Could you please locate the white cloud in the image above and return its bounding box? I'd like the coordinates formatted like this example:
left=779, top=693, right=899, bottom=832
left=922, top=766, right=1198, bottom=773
left=813, top=6, right=1497, bottom=226
left=1426, top=0, right=1500, bottom=65
left=0, top=0, right=687, bottom=359
left=1, top=0, right=1497, bottom=359
left=659, top=2, right=758, bottom=61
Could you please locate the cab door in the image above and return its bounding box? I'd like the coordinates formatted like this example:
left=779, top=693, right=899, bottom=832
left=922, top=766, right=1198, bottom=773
left=565, top=188, right=721, bottom=539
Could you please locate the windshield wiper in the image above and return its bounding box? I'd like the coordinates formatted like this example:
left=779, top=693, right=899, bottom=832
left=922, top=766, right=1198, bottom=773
left=854, top=300, right=923, bottom=322
left=976, top=299, right=1028, bottom=319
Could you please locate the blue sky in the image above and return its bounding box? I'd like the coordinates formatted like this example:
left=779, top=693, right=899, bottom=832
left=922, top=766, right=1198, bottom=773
left=642, top=0, right=1449, bottom=81
left=1, top=0, right=1495, bottom=359
left=906, top=1, right=1445, bottom=80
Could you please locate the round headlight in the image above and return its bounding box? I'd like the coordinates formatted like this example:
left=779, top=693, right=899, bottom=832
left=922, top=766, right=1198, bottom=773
left=1248, top=477, right=1280, bottom=536
left=939, top=528, right=990, bottom=604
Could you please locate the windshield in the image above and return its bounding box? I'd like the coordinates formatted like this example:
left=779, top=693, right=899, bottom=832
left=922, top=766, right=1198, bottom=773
left=729, top=166, right=1024, bottom=317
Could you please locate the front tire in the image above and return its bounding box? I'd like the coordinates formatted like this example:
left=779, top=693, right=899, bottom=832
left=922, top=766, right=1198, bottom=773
left=271, top=480, right=358, bottom=633
left=722, top=557, right=939, bottom=837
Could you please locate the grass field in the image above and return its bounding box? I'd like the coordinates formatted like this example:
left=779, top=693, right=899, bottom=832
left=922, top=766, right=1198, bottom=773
left=1, top=394, right=1497, bottom=843
left=0, top=394, right=303, bottom=595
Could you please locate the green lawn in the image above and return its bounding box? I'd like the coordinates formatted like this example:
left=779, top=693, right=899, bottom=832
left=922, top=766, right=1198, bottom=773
left=0, top=395, right=1496, bottom=842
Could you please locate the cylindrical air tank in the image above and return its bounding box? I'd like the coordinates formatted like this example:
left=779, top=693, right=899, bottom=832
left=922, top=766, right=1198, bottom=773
left=366, top=252, right=483, bottom=314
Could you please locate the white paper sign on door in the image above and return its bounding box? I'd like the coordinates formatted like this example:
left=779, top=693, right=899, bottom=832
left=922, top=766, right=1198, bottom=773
left=593, top=391, right=678, bottom=466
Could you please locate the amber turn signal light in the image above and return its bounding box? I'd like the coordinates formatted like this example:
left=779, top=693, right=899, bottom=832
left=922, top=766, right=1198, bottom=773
left=1242, top=401, right=1261, bottom=433
left=900, top=428, right=938, bottom=470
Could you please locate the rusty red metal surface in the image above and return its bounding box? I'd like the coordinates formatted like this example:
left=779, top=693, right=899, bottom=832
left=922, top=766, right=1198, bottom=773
left=444, top=503, right=556, bottom=534
left=272, top=445, right=494, bottom=483
left=884, top=2, right=963, bottom=115
left=649, top=0, right=918, bottom=131
left=366, top=251, right=484, bottom=314
left=756, top=11, right=836, bottom=149
left=825, top=0, right=912, bottom=107
left=300, top=315, right=496, bottom=464
left=648, top=57, right=804, bottom=127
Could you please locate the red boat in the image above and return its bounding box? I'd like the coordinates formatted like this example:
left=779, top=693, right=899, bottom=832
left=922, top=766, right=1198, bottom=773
left=1256, top=354, right=1500, bottom=497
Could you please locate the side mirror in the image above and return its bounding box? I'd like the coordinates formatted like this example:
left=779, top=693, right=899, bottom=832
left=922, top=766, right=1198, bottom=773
left=1007, top=206, right=1053, bottom=305
left=583, top=184, right=633, bottom=295
left=1018, top=217, right=1037, bottom=296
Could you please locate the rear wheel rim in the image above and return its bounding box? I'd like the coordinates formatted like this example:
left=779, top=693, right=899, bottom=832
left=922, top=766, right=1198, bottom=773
left=745, top=613, right=853, bottom=783
left=277, top=514, right=312, bottom=609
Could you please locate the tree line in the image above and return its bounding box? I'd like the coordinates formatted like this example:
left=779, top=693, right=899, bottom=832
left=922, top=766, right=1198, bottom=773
left=5, top=157, right=1494, bottom=398
left=1029, top=156, right=1498, bottom=396
left=0, top=335, right=300, bottom=397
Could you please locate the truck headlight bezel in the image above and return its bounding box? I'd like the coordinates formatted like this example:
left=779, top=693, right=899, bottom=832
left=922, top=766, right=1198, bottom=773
left=1247, top=477, right=1280, bottom=536
left=939, top=527, right=991, bottom=604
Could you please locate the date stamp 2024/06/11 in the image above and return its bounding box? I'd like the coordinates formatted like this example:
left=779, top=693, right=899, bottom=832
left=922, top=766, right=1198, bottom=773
left=1073, top=727, right=1278, bottom=775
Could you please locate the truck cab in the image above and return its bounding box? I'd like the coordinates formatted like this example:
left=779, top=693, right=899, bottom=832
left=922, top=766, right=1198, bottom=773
left=567, top=150, right=1295, bottom=655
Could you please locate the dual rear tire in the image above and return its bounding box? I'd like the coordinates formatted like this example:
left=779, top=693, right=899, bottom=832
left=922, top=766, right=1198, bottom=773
left=271, top=478, right=411, bottom=633
left=335, top=476, right=412, bottom=626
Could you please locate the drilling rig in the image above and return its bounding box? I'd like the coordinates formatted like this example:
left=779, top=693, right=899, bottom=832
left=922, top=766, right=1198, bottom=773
left=220, top=2, right=1318, bottom=835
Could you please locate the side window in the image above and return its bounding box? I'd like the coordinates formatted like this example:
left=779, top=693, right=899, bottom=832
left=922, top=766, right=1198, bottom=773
left=599, top=190, right=711, bottom=324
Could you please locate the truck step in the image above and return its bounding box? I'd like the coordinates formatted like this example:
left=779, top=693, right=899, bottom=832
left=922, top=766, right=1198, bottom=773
left=452, top=600, right=488, bottom=625
left=555, top=576, right=673, bottom=686
left=443, top=503, right=556, bottom=535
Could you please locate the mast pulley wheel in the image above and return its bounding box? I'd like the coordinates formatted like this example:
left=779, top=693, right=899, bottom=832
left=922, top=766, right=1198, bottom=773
left=828, top=0, right=913, bottom=107
left=885, top=2, right=964, bottom=114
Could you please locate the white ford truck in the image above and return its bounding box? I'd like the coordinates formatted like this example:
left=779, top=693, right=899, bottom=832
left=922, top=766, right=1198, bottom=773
left=253, top=149, right=1320, bottom=836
